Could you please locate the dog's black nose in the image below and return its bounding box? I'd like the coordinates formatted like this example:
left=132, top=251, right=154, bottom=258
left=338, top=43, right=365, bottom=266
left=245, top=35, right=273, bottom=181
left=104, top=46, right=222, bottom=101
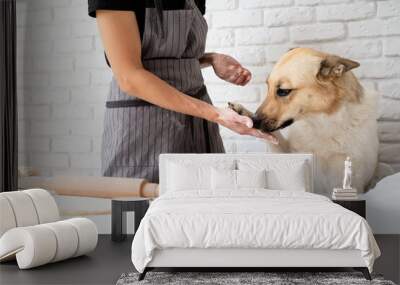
left=252, top=115, right=278, bottom=133
left=251, top=116, right=263, bottom=130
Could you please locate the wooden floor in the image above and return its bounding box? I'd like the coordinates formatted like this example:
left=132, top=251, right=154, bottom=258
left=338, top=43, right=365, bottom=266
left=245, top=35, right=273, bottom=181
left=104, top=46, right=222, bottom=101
left=0, top=235, right=399, bottom=285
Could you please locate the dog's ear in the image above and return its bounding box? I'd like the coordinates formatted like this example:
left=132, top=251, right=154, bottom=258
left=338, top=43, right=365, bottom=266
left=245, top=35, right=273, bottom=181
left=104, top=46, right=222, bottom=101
left=318, top=55, right=360, bottom=79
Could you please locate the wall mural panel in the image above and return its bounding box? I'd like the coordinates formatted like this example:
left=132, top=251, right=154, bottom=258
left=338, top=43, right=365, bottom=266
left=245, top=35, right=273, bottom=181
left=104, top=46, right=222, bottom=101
left=15, top=0, right=400, bottom=234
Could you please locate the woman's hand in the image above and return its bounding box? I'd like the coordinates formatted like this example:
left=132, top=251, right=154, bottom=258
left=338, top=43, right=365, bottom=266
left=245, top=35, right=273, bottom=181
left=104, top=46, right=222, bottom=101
left=214, top=107, right=278, bottom=144
left=213, top=53, right=251, bottom=86
left=201, top=53, right=252, bottom=86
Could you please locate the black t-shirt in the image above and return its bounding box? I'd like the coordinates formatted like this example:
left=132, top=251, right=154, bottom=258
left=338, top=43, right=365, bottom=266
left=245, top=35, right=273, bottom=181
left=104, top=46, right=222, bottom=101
left=88, top=0, right=206, bottom=39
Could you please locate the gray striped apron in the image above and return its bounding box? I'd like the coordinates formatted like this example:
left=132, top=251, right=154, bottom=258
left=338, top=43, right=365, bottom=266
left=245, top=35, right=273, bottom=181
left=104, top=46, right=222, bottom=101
left=101, top=0, right=225, bottom=183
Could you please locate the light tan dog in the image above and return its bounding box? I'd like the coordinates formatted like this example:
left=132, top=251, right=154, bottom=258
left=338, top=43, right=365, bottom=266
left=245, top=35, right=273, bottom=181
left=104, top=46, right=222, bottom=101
left=230, top=48, right=392, bottom=196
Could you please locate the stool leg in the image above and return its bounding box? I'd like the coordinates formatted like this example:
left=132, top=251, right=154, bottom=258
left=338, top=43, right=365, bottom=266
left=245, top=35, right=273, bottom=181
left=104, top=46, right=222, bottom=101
left=112, top=201, right=126, bottom=242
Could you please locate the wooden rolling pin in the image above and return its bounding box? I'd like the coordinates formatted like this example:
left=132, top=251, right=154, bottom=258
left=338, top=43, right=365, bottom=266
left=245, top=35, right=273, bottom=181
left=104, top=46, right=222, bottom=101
left=19, top=176, right=159, bottom=199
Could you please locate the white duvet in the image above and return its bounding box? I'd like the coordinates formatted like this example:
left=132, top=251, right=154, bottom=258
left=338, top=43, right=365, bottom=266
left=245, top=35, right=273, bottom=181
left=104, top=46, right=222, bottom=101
left=131, top=190, right=380, bottom=273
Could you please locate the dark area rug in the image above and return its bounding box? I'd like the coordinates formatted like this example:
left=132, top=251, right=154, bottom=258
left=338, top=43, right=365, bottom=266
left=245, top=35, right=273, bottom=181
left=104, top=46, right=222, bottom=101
left=116, top=271, right=396, bottom=285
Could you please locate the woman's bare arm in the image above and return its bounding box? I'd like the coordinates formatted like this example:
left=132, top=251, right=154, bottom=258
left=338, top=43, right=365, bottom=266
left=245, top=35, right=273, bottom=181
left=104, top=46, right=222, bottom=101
left=95, top=10, right=277, bottom=142
left=96, top=10, right=217, bottom=121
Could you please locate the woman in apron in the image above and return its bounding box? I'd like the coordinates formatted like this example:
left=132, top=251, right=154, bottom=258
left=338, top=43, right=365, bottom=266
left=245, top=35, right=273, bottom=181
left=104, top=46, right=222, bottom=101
left=89, top=0, right=276, bottom=182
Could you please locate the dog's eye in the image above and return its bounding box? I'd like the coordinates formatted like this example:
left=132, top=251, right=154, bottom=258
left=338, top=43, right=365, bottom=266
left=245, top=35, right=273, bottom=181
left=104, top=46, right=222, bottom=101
left=276, top=88, right=292, bottom=97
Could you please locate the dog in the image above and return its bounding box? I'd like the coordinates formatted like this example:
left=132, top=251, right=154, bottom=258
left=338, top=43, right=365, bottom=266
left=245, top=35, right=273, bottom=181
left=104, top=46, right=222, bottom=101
left=229, top=47, right=393, bottom=197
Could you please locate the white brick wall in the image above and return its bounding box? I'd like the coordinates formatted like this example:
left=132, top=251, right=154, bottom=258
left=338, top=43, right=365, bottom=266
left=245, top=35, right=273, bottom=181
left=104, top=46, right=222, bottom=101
left=203, top=0, right=400, bottom=173
left=17, top=0, right=400, bottom=178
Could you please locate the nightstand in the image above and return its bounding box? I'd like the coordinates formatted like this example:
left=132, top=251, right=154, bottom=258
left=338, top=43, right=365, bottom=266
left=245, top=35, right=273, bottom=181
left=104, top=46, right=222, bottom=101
left=111, top=197, right=150, bottom=242
left=332, top=199, right=366, bottom=218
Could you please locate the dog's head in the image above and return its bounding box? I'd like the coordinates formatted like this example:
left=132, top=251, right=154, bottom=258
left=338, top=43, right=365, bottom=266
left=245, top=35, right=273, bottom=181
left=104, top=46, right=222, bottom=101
left=254, top=48, right=361, bottom=132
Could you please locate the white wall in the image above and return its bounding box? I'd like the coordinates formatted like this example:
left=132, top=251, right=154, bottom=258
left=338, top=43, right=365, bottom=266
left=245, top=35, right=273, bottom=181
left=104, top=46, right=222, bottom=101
left=16, top=0, right=400, bottom=232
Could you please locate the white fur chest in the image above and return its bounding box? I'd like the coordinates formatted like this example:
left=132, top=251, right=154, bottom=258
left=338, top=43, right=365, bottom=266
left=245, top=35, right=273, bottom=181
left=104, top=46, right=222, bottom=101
left=286, top=90, right=379, bottom=158
left=282, top=89, right=379, bottom=194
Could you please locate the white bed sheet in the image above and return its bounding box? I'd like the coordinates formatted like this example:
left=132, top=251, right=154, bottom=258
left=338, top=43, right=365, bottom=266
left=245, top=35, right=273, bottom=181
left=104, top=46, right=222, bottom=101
left=131, top=190, right=380, bottom=273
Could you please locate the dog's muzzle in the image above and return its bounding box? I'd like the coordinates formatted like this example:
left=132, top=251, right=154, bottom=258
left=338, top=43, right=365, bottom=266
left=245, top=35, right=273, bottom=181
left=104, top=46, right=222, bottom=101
left=252, top=116, right=294, bottom=133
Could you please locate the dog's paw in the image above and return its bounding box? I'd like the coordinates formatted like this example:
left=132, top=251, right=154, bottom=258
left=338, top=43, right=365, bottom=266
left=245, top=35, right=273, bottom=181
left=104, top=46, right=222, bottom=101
left=227, top=102, right=240, bottom=111
left=228, top=102, right=245, bottom=115
left=228, top=102, right=253, bottom=117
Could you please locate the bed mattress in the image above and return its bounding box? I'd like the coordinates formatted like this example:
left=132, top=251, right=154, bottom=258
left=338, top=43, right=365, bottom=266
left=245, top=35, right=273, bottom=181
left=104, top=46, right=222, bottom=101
left=131, top=190, right=380, bottom=273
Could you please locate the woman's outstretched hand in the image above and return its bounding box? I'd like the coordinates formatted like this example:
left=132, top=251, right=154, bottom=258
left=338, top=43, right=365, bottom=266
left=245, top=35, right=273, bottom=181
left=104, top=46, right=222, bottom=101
left=210, top=53, right=252, bottom=86
left=214, top=107, right=278, bottom=144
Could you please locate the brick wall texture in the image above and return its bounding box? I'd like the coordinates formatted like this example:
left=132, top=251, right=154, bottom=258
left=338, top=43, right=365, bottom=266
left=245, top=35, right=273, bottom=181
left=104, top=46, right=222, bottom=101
left=17, top=0, right=400, bottom=177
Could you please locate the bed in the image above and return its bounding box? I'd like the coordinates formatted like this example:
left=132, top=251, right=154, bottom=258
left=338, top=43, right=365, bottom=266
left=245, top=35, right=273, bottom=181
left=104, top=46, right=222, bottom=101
left=131, top=154, right=380, bottom=280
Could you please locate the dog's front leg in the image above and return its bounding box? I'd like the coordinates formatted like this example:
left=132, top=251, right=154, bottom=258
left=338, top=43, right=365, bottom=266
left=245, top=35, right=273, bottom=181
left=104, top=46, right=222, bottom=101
left=268, top=130, right=290, bottom=153
left=228, top=102, right=255, bottom=118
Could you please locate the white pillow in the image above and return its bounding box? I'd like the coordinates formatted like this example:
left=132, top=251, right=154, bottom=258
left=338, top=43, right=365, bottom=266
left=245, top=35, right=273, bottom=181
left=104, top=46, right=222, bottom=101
left=267, top=163, right=307, bottom=191
left=238, top=159, right=308, bottom=191
left=167, top=162, right=211, bottom=191
left=166, top=159, right=236, bottom=192
left=211, top=168, right=236, bottom=190
left=237, top=169, right=267, bottom=189
left=211, top=168, right=268, bottom=191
